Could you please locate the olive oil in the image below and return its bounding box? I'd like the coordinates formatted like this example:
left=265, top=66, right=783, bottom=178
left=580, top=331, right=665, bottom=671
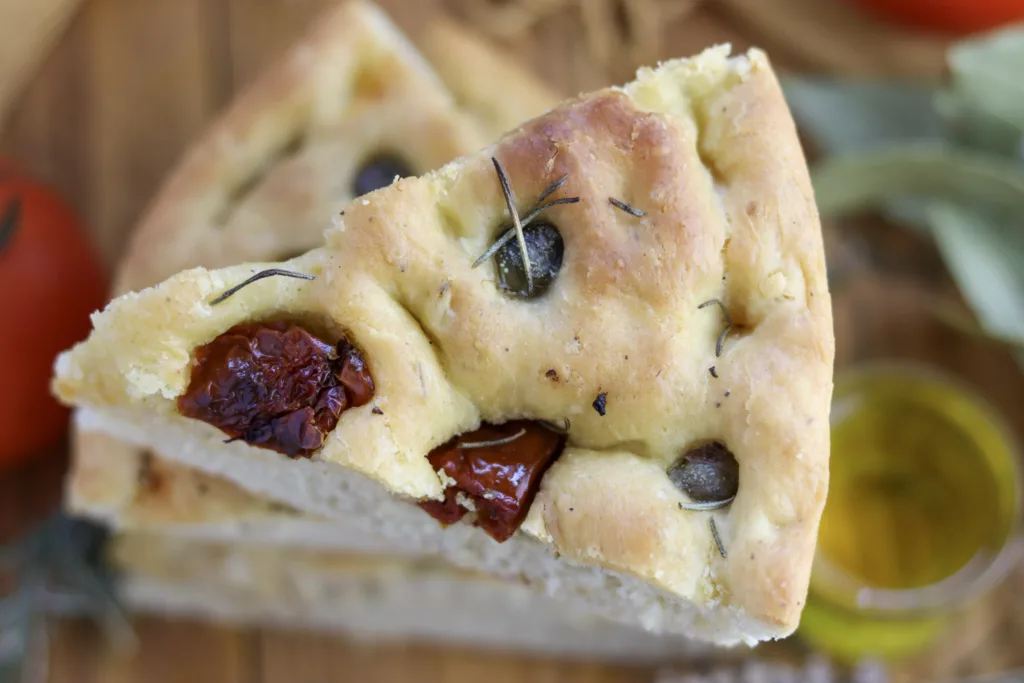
left=800, top=364, right=1021, bottom=661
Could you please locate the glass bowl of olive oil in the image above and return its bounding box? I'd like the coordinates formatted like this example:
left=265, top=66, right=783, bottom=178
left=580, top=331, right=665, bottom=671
left=799, top=362, right=1022, bottom=662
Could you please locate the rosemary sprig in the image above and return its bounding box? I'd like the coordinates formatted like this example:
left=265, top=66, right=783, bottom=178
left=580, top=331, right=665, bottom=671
left=678, top=495, right=735, bottom=512
left=471, top=197, right=580, bottom=268
left=458, top=428, right=527, bottom=450
left=609, top=197, right=646, bottom=217
left=709, top=517, right=728, bottom=558
left=491, top=158, right=532, bottom=294
left=50, top=537, right=135, bottom=650
left=0, top=514, right=136, bottom=680
left=472, top=174, right=580, bottom=269
left=210, top=268, right=316, bottom=305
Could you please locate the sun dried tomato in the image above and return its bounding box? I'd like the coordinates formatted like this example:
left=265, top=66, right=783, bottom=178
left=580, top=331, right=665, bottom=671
left=418, top=488, right=468, bottom=526
left=178, top=321, right=374, bottom=458
left=336, top=340, right=375, bottom=406
left=419, top=421, right=566, bottom=542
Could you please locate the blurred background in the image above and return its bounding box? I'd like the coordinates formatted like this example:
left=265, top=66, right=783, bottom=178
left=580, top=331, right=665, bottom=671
left=1, top=0, right=1023, bottom=682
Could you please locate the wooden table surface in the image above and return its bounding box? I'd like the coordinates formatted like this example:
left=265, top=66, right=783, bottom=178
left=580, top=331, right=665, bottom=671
left=1, top=1, right=1021, bottom=681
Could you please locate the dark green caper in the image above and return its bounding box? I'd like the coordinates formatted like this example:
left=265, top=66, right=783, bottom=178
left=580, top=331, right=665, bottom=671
left=494, top=221, right=564, bottom=299
left=667, top=441, right=739, bottom=503
left=353, top=154, right=413, bottom=198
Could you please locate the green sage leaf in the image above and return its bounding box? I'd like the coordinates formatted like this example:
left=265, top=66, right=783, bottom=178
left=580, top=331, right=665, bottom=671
left=947, top=26, right=1024, bottom=135
left=927, top=203, right=1024, bottom=367
left=929, top=300, right=1024, bottom=352
left=812, top=145, right=1024, bottom=217
left=782, top=79, right=942, bottom=156
left=935, top=89, right=1024, bottom=158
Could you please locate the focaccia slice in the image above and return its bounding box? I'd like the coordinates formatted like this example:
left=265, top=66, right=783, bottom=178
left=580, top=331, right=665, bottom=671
left=72, top=431, right=709, bottom=660
left=55, top=45, right=834, bottom=645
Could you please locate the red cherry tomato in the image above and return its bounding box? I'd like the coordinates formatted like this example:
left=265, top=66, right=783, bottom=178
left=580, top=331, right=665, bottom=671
left=0, top=163, right=108, bottom=469
left=850, top=0, right=1024, bottom=35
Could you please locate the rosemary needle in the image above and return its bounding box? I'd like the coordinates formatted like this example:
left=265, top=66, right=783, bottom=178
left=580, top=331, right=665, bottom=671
left=716, top=325, right=731, bottom=358
left=491, top=157, right=532, bottom=294
left=699, top=299, right=733, bottom=358
left=524, top=197, right=581, bottom=223
left=710, top=517, right=728, bottom=558
left=458, top=428, right=527, bottom=450
left=210, top=268, right=316, bottom=305
left=678, top=495, right=735, bottom=512
left=535, top=175, right=569, bottom=205
left=698, top=298, right=732, bottom=325
left=609, top=197, right=646, bottom=217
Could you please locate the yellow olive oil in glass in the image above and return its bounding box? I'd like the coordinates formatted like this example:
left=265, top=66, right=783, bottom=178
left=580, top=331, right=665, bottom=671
left=799, top=364, right=1021, bottom=662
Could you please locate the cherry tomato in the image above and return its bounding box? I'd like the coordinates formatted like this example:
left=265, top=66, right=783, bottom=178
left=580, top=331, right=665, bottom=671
left=0, top=162, right=108, bottom=469
left=850, top=0, right=1024, bottom=35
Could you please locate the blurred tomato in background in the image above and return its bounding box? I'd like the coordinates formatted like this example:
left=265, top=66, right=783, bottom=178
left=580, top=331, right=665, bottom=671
left=0, top=161, right=107, bottom=470
left=850, top=0, right=1024, bottom=34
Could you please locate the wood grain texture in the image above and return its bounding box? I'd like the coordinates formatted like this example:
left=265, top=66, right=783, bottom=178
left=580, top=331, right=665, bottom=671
left=87, top=0, right=223, bottom=265
left=0, top=0, right=83, bottom=126
left=0, top=0, right=1019, bottom=681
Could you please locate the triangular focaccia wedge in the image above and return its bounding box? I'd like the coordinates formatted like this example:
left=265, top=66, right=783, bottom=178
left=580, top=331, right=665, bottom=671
left=55, top=45, right=834, bottom=645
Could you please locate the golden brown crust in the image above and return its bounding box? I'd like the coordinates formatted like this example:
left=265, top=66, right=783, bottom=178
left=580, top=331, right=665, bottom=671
left=56, top=45, right=833, bottom=639
left=690, top=51, right=833, bottom=629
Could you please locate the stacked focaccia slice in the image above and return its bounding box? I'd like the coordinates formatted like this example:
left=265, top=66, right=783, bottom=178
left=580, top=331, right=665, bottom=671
left=77, top=431, right=700, bottom=659
left=56, top=0, right=834, bottom=649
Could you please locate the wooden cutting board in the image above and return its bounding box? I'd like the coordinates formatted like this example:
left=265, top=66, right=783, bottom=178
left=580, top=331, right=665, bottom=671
left=3, top=1, right=1020, bottom=682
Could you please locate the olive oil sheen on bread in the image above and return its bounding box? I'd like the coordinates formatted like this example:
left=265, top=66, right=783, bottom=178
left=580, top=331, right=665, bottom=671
left=801, top=364, right=1021, bottom=661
